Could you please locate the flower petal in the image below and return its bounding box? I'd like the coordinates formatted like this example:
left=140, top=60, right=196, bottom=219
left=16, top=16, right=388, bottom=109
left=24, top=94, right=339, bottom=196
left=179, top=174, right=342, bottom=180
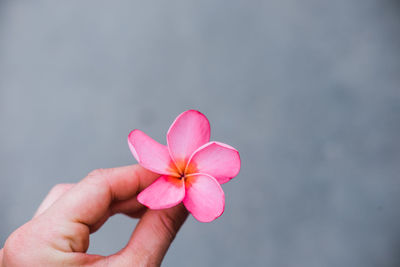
left=128, top=130, right=179, bottom=176
left=183, top=174, right=225, bottom=222
left=186, top=141, right=241, bottom=184
left=167, top=110, right=210, bottom=173
left=137, top=175, right=185, bottom=209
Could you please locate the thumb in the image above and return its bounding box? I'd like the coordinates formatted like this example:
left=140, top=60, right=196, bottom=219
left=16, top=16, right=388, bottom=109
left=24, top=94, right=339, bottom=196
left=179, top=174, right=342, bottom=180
left=113, top=204, right=188, bottom=266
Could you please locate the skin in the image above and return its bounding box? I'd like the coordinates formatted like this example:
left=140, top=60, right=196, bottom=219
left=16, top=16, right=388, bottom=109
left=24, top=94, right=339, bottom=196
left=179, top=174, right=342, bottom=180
left=0, top=165, right=188, bottom=266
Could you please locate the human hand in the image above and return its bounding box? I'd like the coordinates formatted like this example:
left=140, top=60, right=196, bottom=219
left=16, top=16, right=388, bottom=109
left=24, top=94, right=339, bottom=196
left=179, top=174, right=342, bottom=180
left=0, top=165, right=188, bottom=266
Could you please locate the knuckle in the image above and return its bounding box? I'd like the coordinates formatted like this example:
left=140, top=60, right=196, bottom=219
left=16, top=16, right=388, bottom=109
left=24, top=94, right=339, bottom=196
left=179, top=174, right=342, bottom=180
left=84, top=168, right=114, bottom=200
left=67, top=223, right=90, bottom=253
left=87, top=168, right=108, bottom=178
left=87, top=168, right=117, bottom=181
left=3, top=227, right=29, bottom=265
left=4, top=231, right=20, bottom=253
left=50, top=183, right=71, bottom=193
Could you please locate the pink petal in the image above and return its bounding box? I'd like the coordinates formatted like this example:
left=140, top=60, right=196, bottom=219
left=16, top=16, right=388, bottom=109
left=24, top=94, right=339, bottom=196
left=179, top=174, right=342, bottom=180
left=128, top=130, right=179, bottom=177
left=167, top=110, right=210, bottom=173
left=186, top=141, right=241, bottom=184
left=183, top=174, right=225, bottom=222
left=137, top=175, right=185, bottom=209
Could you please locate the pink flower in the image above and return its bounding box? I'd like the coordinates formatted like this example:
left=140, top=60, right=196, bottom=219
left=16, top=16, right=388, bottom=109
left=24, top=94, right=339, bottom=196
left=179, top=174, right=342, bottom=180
left=127, top=110, right=241, bottom=222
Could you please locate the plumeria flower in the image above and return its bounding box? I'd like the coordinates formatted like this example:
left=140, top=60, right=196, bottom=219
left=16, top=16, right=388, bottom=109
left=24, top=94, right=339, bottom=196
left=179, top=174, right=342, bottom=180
left=128, top=110, right=241, bottom=222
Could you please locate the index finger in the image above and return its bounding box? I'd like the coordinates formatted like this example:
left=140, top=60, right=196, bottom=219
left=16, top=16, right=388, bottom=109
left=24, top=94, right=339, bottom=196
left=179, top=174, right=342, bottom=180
left=47, top=164, right=159, bottom=226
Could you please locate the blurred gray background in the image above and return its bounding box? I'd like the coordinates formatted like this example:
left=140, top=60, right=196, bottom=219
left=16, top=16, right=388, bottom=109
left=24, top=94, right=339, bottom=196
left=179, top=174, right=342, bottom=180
left=1, top=1, right=399, bottom=266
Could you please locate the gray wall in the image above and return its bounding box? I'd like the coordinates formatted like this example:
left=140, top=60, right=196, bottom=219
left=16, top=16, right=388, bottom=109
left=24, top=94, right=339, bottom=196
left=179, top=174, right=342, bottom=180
left=1, top=1, right=400, bottom=266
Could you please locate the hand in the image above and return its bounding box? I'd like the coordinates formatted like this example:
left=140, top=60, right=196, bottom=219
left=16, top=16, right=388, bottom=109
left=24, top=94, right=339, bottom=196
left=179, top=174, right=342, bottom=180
left=0, top=165, right=188, bottom=266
